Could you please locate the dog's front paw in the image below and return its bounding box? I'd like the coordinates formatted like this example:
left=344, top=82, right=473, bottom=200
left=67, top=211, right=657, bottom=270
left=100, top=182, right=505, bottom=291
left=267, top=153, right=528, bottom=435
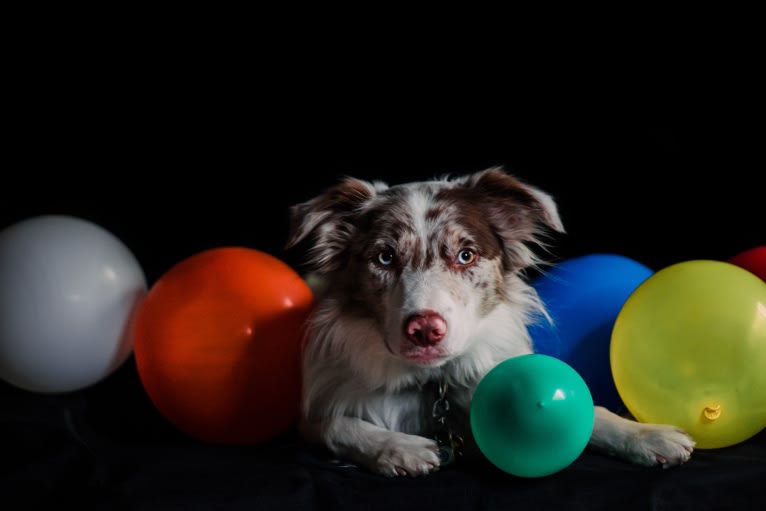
left=372, top=432, right=441, bottom=477
left=627, top=424, right=695, bottom=468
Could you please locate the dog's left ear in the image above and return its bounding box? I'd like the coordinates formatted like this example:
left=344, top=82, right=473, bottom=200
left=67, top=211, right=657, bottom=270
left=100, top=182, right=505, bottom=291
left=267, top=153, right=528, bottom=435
left=462, top=167, right=565, bottom=267
left=285, top=177, right=382, bottom=271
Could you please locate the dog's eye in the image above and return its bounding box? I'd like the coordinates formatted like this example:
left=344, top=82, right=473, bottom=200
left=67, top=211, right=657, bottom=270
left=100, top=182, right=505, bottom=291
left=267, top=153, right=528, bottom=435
left=456, top=249, right=477, bottom=266
left=377, top=250, right=395, bottom=266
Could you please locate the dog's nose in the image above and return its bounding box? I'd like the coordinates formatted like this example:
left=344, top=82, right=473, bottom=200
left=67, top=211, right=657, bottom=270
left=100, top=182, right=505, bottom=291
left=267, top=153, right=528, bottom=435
left=404, top=311, right=447, bottom=346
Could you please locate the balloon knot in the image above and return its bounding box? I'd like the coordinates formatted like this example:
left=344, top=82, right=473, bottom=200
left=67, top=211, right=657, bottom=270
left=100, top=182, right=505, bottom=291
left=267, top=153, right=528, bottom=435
left=703, top=404, right=722, bottom=421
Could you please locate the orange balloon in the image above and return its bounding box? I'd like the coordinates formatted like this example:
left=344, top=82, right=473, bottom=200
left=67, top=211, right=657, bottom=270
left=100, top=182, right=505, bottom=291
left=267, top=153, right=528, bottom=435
left=133, top=247, right=314, bottom=444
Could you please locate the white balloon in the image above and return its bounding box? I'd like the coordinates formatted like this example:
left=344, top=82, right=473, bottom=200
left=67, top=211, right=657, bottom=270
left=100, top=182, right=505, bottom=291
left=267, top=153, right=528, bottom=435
left=0, top=215, right=147, bottom=393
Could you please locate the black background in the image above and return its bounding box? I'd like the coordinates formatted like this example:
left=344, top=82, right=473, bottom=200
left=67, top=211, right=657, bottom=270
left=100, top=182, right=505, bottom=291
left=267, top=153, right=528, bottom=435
left=2, top=22, right=764, bottom=509
left=4, top=35, right=763, bottom=284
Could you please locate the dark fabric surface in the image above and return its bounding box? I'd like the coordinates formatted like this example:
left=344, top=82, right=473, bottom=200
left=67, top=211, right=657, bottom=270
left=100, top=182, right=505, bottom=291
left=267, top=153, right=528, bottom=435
left=2, top=359, right=765, bottom=510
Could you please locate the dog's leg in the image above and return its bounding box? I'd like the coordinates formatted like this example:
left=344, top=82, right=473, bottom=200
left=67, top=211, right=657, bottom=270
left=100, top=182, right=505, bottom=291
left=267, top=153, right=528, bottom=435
left=300, top=417, right=441, bottom=477
left=589, top=406, right=695, bottom=468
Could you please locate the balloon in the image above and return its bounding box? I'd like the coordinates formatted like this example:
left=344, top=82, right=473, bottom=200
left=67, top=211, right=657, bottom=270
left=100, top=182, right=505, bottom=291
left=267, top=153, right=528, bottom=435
left=728, top=246, right=766, bottom=282
left=133, top=247, right=314, bottom=444
left=611, top=260, right=766, bottom=449
left=0, top=215, right=147, bottom=393
left=470, top=354, right=594, bottom=478
left=528, top=253, right=653, bottom=412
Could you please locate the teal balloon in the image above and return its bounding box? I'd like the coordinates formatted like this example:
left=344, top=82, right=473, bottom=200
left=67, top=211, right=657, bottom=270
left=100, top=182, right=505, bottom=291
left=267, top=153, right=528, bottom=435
left=470, top=354, right=595, bottom=478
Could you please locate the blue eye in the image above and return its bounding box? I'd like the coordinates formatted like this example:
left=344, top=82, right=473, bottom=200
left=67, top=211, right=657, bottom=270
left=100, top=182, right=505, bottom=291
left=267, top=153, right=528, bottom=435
left=377, top=250, right=395, bottom=266
left=457, top=249, right=477, bottom=265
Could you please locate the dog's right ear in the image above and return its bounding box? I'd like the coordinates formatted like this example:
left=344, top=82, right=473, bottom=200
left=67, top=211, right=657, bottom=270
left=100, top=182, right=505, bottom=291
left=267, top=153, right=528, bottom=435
left=286, top=177, right=381, bottom=271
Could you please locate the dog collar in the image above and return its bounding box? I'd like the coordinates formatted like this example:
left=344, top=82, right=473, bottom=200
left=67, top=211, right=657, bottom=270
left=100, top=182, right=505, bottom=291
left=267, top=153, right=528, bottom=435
left=432, top=380, right=464, bottom=466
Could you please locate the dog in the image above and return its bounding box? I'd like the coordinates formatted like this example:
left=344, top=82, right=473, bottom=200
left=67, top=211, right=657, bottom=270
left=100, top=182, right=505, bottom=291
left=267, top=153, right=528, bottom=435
left=286, top=166, right=695, bottom=477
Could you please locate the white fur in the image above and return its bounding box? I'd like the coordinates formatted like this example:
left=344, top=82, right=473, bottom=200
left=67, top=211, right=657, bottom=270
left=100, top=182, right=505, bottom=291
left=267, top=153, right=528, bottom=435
left=288, top=167, right=694, bottom=477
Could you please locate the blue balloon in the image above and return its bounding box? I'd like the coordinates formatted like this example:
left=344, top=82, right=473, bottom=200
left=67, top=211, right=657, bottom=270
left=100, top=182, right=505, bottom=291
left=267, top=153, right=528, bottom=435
left=528, top=254, right=653, bottom=412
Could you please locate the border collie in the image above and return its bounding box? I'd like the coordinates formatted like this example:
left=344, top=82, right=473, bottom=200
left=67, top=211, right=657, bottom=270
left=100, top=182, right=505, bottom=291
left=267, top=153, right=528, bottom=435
left=286, top=167, right=694, bottom=477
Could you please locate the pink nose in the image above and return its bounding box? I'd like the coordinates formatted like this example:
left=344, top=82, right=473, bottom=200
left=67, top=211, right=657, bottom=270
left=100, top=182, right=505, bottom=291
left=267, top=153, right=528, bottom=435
left=404, top=311, right=447, bottom=346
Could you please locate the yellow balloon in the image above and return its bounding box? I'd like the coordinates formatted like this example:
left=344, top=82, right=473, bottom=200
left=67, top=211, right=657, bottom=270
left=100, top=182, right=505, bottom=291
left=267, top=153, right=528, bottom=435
left=611, top=260, right=766, bottom=449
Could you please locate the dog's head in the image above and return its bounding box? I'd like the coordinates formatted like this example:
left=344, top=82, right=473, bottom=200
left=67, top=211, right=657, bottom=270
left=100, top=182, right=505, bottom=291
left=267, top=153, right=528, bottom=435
left=287, top=167, right=563, bottom=372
